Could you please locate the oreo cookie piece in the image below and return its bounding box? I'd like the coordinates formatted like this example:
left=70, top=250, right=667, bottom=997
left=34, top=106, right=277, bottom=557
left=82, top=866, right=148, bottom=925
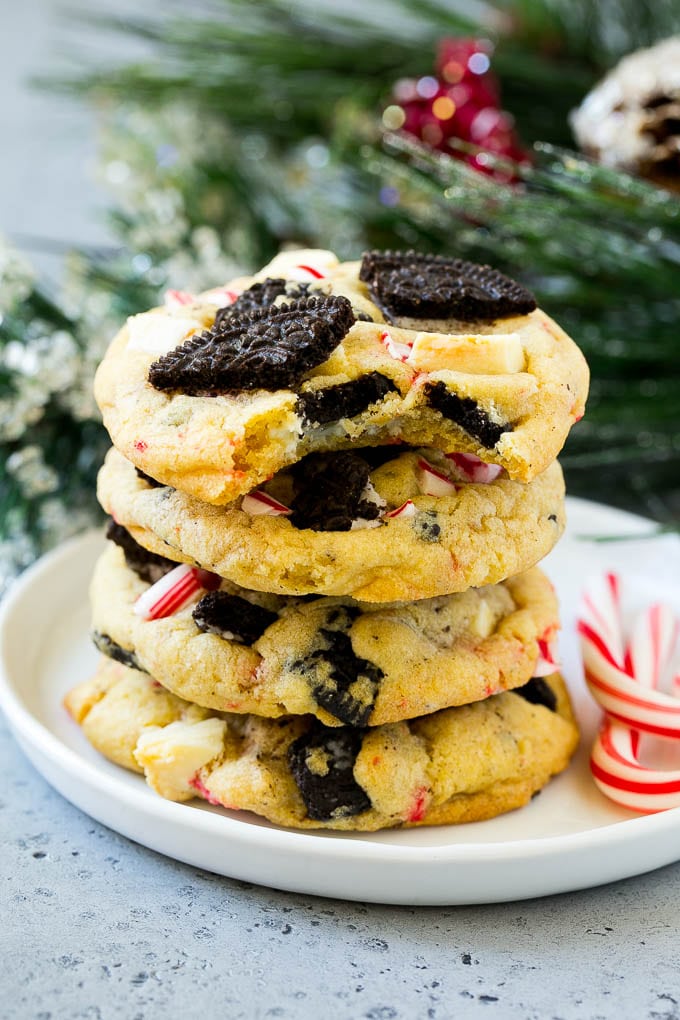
left=359, top=250, right=536, bottom=321
left=105, top=520, right=176, bottom=584
left=135, top=466, right=164, bottom=488
left=148, top=294, right=355, bottom=395
left=291, top=608, right=383, bottom=726
left=513, top=677, right=558, bottom=713
left=92, top=631, right=145, bottom=673
left=412, top=510, right=442, bottom=544
left=424, top=381, right=508, bottom=448
left=358, top=444, right=412, bottom=469
left=213, top=278, right=310, bottom=330
left=296, top=372, right=397, bottom=426
left=192, top=591, right=277, bottom=645
left=288, top=723, right=371, bottom=821
left=290, top=452, right=381, bottom=531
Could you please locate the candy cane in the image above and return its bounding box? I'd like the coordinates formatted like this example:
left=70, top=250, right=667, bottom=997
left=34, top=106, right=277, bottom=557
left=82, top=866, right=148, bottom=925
left=134, top=564, right=220, bottom=621
left=590, top=717, right=680, bottom=813
left=578, top=572, right=680, bottom=813
left=580, top=602, right=680, bottom=739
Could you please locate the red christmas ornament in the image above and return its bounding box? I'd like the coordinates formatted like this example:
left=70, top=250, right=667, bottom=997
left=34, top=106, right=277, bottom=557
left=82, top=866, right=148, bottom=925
left=385, top=38, right=530, bottom=181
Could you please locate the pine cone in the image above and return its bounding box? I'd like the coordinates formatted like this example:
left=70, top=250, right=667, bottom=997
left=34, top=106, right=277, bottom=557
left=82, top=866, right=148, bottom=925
left=570, top=37, right=680, bottom=191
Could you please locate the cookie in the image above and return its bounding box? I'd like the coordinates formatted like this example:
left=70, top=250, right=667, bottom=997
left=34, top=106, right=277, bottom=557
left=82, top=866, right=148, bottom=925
left=98, top=445, right=565, bottom=601
left=65, top=659, right=579, bottom=831
left=93, top=248, right=588, bottom=504
left=358, top=250, right=538, bottom=322
left=91, top=541, right=561, bottom=727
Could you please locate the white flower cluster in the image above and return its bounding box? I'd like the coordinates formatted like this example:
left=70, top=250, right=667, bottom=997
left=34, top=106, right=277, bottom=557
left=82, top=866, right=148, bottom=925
left=0, top=235, right=107, bottom=593
left=1, top=325, right=83, bottom=442
left=0, top=241, right=34, bottom=312
left=96, top=102, right=254, bottom=287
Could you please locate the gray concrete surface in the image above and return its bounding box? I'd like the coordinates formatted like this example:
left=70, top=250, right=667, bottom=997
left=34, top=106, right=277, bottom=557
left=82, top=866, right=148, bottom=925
left=4, top=4, right=680, bottom=1018
left=3, top=705, right=680, bottom=1019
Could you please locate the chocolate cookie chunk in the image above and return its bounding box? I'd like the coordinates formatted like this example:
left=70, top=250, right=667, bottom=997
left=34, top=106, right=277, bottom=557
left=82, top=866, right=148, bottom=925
left=412, top=510, right=442, bottom=544
left=92, top=631, right=145, bottom=673
left=91, top=541, right=564, bottom=728
left=213, top=278, right=310, bottom=329
left=513, top=677, right=558, bottom=713
left=192, top=591, right=277, bottom=645
left=288, top=723, right=371, bottom=821
left=297, top=372, right=397, bottom=427
left=149, top=294, right=355, bottom=395
left=424, top=381, right=508, bottom=448
left=105, top=520, right=175, bottom=584
left=290, top=452, right=381, bottom=531
left=290, top=608, right=384, bottom=726
left=135, top=467, right=164, bottom=488
left=359, top=250, right=536, bottom=321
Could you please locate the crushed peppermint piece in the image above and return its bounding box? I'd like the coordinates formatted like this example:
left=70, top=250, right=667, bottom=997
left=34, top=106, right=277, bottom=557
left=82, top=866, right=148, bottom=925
left=533, top=635, right=561, bottom=676
left=134, top=564, right=206, bottom=620
left=241, top=491, right=292, bottom=516
left=445, top=452, right=503, bottom=483
left=379, top=329, right=413, bottom=362
left=385, top=499, right=417, bottom=519
left=415, top=457, right=458, bottom=496
left=200, top=286, right=241, bottom=306
left=164, top=289, right=195, bottom=308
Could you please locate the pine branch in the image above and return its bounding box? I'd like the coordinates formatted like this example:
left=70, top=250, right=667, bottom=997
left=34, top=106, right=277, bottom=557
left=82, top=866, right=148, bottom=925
left=22, top=0, right=680, bottom=530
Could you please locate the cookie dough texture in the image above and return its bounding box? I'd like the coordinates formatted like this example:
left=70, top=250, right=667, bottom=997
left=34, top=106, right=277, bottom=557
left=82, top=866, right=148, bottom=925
left=99, top=447, right=565, bottom=601
left=66, top=659, right=578, bottom=831
left=91, top=543, right=560, bottom=727
left=94, top=250, right=588, bottom=504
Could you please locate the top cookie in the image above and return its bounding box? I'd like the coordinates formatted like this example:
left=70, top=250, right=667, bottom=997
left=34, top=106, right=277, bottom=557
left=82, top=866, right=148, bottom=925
left=94, top=248, right=589, bottom=505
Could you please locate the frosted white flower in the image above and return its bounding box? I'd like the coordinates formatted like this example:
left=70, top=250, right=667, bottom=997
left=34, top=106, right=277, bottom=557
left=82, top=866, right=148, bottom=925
left=0, top=534, right=36, bottom=596
left=0, top=236, right=34, bottom=312
left=38, top=497, right=97, bottom=547
left=0, top=380, right=48, bottom=441
left=6, top=445, right=59, bottom=497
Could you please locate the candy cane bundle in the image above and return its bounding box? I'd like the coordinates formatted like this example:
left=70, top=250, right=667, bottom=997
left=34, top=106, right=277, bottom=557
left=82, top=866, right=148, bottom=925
left=578, top=572, right=680, bottom=813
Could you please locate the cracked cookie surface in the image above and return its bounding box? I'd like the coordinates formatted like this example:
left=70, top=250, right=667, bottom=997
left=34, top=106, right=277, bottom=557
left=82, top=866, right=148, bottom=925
left=94, top=248, right=588, bottom=504
left=90, top=541, right=561, bottom=727
left=98, top=446, right=565, bottom=601
left=65, top=658, right=578, bottom=831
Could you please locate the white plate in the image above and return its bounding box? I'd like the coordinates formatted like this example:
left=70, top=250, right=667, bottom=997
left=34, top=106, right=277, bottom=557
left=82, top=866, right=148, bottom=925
left=2, top=498, right=680, bottom=905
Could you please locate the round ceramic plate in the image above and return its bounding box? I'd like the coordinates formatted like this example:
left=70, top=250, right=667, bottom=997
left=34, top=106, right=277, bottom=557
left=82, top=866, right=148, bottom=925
left=1, top=498, right=680, bottom=906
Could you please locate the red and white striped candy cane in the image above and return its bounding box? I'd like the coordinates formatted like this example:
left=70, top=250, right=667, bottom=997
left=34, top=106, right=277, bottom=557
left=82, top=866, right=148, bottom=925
left=590, top=717, right=680, bottom=813
left=134, top=564, right=220, bottom=621
left=579, top=582, right=680, bottom=739
left=578, top=572, right=680, bottom=812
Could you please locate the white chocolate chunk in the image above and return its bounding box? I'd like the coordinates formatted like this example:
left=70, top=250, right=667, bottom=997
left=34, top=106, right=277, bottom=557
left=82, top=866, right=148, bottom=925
left=470, top=599, right=495, bottom=639
left=407, top=331, right=525, bottom=374
left=126, top=312, right=203, bottom=355
left=134, top=718, right=227, bottom=800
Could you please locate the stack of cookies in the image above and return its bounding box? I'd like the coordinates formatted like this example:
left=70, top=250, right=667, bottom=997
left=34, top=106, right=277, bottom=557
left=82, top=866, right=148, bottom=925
left=66, top=248, right=589, bottom=831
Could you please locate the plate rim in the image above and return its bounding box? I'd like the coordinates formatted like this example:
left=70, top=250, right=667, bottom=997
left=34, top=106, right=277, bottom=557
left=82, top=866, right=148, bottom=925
left=2, top=500, right=680, bottom=873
